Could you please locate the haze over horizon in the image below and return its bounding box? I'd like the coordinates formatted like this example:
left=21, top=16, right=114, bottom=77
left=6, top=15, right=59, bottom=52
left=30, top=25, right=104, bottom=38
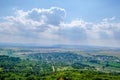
left=0, top=0, right=120, bottom=47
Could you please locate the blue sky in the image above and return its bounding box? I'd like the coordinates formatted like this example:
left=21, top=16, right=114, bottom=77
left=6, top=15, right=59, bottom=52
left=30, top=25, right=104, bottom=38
left=1, top=0, right=120, bottom=21
left=0, top=0, right=120, bottom=47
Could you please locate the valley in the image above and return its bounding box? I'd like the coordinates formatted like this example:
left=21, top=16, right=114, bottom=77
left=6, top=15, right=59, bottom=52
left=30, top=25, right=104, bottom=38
left=0, top=47, right=120, bottom=80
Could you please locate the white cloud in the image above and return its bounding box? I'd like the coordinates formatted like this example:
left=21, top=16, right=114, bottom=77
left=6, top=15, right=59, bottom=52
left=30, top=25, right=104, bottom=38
left=0, top=7, right=120, bottom=47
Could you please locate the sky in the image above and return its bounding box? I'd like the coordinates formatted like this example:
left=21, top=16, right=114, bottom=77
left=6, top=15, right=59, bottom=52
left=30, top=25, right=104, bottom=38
left=0, top=0, right=120, bottom=47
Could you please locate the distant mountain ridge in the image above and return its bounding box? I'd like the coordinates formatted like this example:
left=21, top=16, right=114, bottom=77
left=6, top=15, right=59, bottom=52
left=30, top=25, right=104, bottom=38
left=0, top=42, right=119, bottom=49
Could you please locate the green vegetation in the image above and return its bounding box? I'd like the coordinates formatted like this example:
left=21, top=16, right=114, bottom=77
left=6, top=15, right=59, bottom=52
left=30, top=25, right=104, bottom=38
left=41, top=70, right=120, bottom=80
left=0, top=47, right=120, bottom=80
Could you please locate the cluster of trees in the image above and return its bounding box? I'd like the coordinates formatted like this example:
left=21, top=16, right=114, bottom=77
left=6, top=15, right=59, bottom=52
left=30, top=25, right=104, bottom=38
left=71, top=62, right=95, bottom=69
left=41, top=70, right=120, bottom=80
left=0, top=55, right=53, bottom=80
left=0, top=48, right=120, bottom=80
left=0, top=55, right=120, bottom=80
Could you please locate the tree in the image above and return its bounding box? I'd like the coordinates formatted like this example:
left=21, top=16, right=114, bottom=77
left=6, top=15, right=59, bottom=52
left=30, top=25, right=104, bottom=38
left=0, top=67, right=3, bottom=72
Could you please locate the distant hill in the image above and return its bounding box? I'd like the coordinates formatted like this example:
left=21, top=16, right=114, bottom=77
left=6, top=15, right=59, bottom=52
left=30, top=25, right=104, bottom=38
left=0, top=43, right=119, bottom=49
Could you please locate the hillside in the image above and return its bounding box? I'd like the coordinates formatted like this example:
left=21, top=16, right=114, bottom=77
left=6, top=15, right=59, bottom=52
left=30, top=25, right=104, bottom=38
left=0, top=47, right=120, bottom=80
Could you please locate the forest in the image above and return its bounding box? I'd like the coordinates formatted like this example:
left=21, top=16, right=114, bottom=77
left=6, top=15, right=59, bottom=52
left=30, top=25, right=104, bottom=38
left=0, top=47, right=120, bottom=80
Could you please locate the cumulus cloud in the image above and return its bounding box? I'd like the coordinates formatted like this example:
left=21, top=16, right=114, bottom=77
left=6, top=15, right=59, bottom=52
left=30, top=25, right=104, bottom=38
left=27, top=7, right=66, bottom=26
left=0, top=7, right=120, bottom=47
